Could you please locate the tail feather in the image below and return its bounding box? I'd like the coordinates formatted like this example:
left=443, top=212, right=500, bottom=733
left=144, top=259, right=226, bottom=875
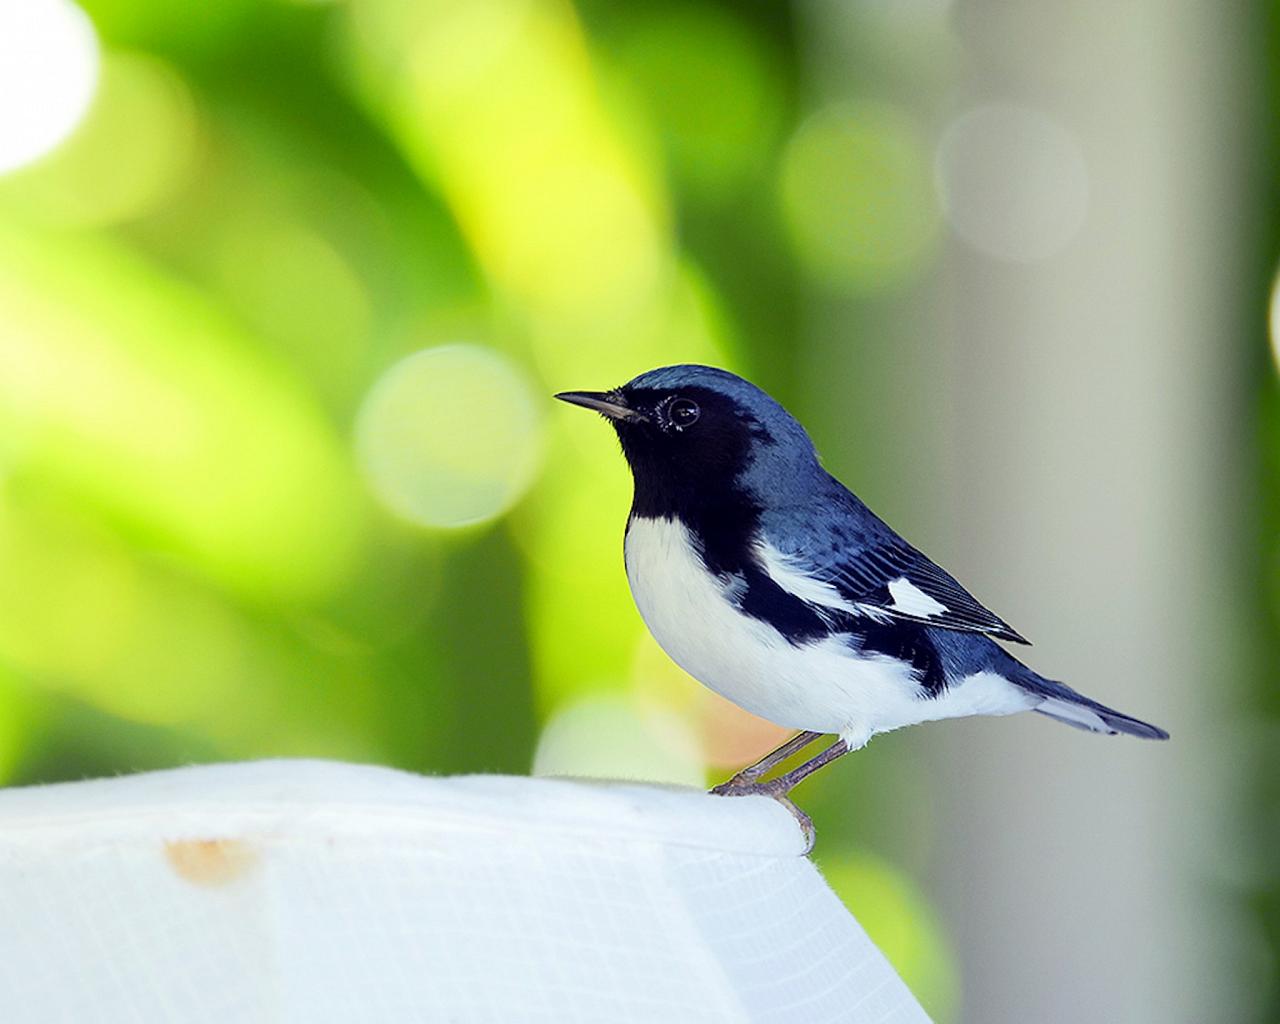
left=1013, top=669, right=1170, bottom=740
left=1034, top=696, right=1169, bottom=739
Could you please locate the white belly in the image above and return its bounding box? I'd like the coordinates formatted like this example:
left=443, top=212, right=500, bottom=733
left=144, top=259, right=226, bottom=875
left=623, top=515, right=1035, bottom=744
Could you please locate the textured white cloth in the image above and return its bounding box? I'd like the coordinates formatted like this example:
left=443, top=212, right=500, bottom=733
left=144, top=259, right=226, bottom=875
left=0, top=760, right=928, bottom=1023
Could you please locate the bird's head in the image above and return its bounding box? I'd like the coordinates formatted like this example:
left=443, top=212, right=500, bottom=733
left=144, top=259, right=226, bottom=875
left=556, top=365, right=822, bottom=517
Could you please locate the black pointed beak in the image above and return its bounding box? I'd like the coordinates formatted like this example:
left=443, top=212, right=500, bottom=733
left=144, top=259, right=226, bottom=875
left=554, top=390, right=648, bottom=423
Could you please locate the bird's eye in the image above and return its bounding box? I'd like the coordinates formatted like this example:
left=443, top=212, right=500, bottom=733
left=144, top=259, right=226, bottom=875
left=666, top=397, right=700, bottom=430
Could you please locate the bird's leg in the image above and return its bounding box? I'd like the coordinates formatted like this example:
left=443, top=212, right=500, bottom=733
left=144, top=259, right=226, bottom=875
left=716, top=736, right=852, bottom=800
left=760, top=737, right=851, bottom=796
left=709, top=730, right=825, bottom=795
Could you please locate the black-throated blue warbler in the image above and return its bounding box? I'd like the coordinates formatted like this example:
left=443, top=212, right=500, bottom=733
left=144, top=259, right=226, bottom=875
left=557, top=365, right=1167, bottom=802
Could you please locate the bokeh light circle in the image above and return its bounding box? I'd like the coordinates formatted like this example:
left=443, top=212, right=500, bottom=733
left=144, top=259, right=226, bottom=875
left=356, top=345, right=546, bottom=529
left=0, top=0, right=99, bottom=175
left=779, top=100, right=938, bottom=292
left=532, top=694, right=705, bottom=786
left=935, top=102, right=1089, bottom=263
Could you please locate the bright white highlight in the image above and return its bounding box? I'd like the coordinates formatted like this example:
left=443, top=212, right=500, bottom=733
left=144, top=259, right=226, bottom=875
left=0, top=0, right=99, bottom=175
left=887, top=577, right=946, bottom=617
left=935, top=103, right=1089, bottom=263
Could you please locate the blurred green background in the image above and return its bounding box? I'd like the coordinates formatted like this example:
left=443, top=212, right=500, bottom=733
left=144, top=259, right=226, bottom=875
left=0, top=1, right=1274, bottom=1021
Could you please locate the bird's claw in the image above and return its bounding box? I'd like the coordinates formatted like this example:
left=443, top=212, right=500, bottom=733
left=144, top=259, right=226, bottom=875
left=708, top=773, right=761, bottom=796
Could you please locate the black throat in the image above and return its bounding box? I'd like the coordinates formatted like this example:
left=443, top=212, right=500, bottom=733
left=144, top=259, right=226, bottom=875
left=621, top=397, right=762, bottom=581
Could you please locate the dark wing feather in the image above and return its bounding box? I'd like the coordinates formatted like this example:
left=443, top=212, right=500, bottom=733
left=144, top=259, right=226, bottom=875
left=821, top=535, right=1029, bottom=643
left=759, top=488, right=1030, bottom=645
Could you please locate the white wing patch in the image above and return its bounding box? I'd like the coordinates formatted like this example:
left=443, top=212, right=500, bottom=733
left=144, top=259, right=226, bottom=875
left=757, top=542, right=939, bottom=625
left=887, top=577, right=947, bottom=618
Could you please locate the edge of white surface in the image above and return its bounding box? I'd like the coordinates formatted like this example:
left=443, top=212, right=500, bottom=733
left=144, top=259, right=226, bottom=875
left=0, top=759, right=810, bottom=858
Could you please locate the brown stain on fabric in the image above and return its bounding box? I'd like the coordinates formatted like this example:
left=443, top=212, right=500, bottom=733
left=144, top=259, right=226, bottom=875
left=164, top=839, right=258, bottom=887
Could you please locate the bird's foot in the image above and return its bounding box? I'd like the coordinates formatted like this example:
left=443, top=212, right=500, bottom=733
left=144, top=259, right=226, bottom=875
left=708, top=779, right=816, bottom=854
left=710, top=776, right=791, bottom=799
left=708, top=769, right=764, bottom=796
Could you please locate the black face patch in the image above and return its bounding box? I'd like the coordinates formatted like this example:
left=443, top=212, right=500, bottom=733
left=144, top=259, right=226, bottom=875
left=612, top=385, right=772, bottom=522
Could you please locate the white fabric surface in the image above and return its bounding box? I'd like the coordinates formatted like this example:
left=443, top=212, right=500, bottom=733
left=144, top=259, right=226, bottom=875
left=0, top=760, right=929, bottom=1023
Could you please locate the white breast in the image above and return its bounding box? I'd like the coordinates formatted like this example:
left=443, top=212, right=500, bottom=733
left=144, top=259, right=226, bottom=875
left=625, top=517, right=906, bottom=742
left=623, top=515, right=1036, bottom=745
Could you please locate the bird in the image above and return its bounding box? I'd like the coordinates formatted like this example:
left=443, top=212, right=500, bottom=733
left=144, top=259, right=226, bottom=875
left=555, top=364, right=1168, bottom=807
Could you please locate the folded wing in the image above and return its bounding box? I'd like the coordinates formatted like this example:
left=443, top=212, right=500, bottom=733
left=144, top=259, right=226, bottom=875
left=757, top=490, right=1029, bottom=645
